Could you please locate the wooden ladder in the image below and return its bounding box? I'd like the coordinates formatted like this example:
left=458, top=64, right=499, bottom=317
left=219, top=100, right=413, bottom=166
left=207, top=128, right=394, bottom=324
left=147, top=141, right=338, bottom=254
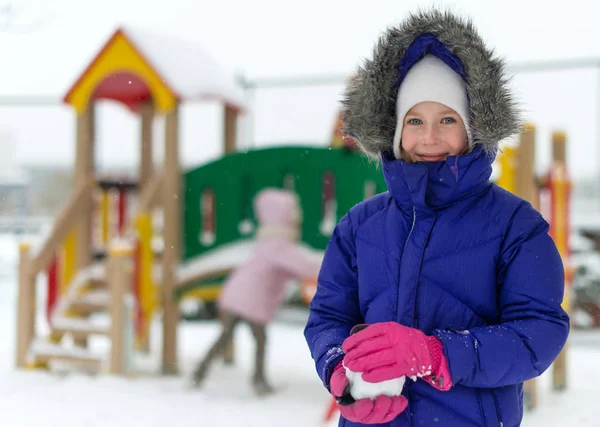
left=27, top=245, right=135, bottom=375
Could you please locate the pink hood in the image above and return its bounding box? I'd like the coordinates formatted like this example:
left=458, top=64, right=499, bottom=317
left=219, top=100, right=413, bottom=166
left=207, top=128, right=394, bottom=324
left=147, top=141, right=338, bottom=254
left=254, top=188, right=300, bottom=239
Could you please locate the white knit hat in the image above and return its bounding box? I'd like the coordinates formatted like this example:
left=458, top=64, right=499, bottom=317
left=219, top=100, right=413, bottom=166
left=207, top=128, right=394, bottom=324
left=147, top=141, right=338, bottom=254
left=392, top=54, right=472, bottom=159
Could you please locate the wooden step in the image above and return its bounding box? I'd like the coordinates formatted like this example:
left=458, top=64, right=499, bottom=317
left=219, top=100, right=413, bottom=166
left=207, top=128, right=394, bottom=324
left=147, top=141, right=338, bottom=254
left=70, top=290, right=109, bottom=314
left=29, top=339, right=105, bottom=372
left=51, top=317, right=110, bottom=340
left=85, top=277, right=108, bottom=290
left=85, top=263, right=107, bottom=289
left=52, top=263, right=107, bottom=318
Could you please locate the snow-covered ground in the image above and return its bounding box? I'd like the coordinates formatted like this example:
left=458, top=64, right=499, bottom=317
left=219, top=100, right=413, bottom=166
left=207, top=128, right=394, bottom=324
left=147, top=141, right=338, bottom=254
left=1, top=233, right=599, bottom=426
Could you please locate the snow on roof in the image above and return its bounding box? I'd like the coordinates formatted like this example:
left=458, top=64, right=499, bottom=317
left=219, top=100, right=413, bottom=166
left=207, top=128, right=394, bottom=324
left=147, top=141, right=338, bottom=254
left=122, top=26, right=246, bottom=110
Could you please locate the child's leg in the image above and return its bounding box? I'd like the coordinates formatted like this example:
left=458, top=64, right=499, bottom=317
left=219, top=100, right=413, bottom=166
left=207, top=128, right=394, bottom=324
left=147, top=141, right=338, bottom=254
left=220, top=310, right=235, bottom=365
left=192, top=312, right=240, bottom=386
left=248, top=321, right=274, bottom=395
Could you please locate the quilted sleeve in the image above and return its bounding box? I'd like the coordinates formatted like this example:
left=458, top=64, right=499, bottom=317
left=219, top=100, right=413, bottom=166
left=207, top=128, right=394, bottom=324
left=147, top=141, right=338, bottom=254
left=433, top=202, right=570, bottom=388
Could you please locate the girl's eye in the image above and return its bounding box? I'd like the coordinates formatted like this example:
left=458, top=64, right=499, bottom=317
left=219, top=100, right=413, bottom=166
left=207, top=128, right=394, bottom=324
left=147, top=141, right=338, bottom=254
left=407, top=118, right=422, bottom=125
left=442, top=117, right=457, bottom=124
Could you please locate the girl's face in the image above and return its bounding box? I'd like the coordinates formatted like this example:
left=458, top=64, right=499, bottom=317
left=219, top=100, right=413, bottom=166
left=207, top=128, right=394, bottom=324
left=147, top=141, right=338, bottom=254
left=400, top=101, right=468, bottom=163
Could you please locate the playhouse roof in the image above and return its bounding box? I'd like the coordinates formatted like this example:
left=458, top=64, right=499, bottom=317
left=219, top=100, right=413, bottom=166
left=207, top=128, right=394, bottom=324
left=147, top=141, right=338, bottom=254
left=64, top=26, right=246, bottom=113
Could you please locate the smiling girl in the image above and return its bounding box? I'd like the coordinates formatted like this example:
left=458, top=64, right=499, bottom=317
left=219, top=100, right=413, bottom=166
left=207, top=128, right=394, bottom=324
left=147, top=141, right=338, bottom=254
left=304, top=9, right=569, bottom=427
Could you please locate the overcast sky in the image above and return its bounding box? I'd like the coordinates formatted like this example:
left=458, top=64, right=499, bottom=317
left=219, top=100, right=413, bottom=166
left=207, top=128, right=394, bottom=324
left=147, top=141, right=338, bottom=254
left=2, top=0, right=600, bottom=183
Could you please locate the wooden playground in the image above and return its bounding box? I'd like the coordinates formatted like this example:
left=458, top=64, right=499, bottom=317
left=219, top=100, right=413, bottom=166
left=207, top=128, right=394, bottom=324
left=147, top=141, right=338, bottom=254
left=14, top=26, right=384, bottom=376
left=14, top=25, right=573, bottom=416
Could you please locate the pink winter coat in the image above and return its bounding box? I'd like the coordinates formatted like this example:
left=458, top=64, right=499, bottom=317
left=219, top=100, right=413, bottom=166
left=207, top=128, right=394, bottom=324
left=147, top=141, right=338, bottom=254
left=217, top=189, right=322, bottom=325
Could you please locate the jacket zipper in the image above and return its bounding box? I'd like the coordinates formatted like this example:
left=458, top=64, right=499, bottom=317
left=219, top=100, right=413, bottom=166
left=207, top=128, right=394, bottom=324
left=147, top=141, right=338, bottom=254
left=476, top=389, right=487, bottom=426
left=402, top=207, right=416, bottom=257
left=412, top=212, right=435, bottom=329
left=491, top=389, right=503, bottom=426
left=477, top=388, right=504, bottom=427
left=400, top=208, right=416, bottom=327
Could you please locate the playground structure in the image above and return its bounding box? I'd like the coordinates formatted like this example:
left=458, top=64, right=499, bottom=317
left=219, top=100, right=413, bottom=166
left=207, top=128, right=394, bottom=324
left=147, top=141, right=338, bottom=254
left=15, top=25, right=245, bottom=374
left=14, top=27, right=386, bottom=376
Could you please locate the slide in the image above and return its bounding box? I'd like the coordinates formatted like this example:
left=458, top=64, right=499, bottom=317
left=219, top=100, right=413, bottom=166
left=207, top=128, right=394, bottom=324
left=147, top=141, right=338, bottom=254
left=174, top=240, right=323, bottom=303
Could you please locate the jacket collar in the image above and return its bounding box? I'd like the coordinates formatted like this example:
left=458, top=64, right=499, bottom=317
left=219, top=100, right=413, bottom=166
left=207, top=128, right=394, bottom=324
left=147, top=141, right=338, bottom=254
left=381, top=144, right=493, bottom=212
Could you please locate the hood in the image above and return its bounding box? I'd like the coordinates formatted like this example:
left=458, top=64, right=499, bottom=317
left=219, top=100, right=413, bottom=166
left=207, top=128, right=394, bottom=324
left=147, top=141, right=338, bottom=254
left=341, top=8, right=521, bottom=160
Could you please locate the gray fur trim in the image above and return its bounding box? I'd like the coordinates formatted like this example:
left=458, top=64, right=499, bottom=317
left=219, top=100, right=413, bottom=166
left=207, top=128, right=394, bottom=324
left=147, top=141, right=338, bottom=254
left=341, top=8, right=522, bottom=160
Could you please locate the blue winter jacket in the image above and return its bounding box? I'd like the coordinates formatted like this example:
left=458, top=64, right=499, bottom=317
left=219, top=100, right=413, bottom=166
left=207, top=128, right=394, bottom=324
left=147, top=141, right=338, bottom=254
left=304, top=145, right=570, bottom=427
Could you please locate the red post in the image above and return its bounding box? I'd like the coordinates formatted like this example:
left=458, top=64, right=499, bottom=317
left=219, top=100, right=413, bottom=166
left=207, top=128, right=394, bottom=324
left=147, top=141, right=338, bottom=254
left=118, top=189, right=127, bottom=236
left=323, top=397, right=339, bottom=424
left=46, top=254, right=59, bottom=325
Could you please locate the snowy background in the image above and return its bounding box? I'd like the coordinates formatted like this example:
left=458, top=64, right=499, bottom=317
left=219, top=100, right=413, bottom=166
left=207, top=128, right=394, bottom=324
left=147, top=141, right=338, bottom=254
left=3, top=0, right=600, bottom=425
left=3, top=0, right=600, bottom=184
left=0, top=232, right=599, bottom=426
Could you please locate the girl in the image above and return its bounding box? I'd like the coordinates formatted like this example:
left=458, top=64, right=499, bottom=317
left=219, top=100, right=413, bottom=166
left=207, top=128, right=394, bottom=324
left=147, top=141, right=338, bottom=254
left=193, top=188, right=321, bottom=396
left=304, top=9, right=569, bottom=426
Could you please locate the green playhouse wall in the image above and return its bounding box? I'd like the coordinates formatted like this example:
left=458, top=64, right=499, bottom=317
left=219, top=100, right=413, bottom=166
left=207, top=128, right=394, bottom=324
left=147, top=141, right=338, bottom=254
left=181, top=146, right=386, bottom=261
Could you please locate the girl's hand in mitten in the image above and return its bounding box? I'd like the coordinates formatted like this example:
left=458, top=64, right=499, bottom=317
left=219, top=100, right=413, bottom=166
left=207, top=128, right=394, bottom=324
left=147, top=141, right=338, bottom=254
left=329, top=361, right=350, bottom=399
left=330, top=361, right=408, bottom=424
left=420, top=334, right=452, bottom=391
left=342, top=322, right=453, bottom=391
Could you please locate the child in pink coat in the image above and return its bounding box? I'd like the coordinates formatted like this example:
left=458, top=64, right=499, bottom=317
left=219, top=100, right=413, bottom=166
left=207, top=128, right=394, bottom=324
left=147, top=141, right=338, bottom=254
left=192, top=188, right=322, bottom=396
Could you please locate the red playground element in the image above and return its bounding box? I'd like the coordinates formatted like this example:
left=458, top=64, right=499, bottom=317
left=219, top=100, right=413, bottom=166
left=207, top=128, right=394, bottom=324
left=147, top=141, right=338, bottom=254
left=46, top=255, right=59, bottom=325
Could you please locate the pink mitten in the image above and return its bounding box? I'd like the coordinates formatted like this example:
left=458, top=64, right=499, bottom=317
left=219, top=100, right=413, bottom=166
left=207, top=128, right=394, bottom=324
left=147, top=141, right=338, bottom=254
left=330, top=361, right=350, bottom=398
left=340, top=394, right=408, bottom=424
left=420, top=335, right=452, bottom=391
left=330, top=362, right=408, bottom=424
left=342, top=322, right=452, bottom=391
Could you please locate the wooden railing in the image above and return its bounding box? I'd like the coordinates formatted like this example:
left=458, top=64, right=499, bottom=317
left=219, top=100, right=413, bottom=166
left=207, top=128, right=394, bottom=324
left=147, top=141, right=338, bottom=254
left=31, top=179, right=95, bottom=274
left=137, top=171, right=163, bottom=213
left=15, top=178, right=95, bottom=367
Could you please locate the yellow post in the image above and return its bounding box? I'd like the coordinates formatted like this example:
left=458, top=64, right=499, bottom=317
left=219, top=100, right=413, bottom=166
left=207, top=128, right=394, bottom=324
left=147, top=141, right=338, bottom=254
left=551, top=169, right=569, bottom=275
left=57, top=229, right=84, bottom=345
left=101, top=189, right=110, bottom=245
left=496, top=145, right=518, bottom=193
left=135, top=213, right=157, bottom=349
left=61, top=229, right=77, bottom=295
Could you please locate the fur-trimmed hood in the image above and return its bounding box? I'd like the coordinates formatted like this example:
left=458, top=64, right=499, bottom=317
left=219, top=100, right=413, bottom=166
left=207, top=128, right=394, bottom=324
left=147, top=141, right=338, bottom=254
left=341, top=9, right=521, bottom=160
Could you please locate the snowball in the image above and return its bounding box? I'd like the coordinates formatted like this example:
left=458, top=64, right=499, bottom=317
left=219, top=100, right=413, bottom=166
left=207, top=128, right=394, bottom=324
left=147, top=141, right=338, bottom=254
left=344, top=366, right=405, bottom=400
